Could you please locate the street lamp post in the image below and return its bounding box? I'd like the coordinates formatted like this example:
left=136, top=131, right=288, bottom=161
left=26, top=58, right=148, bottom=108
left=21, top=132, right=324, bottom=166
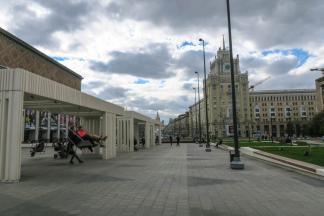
left=248, top=120, right=252, bottom=143
left=199, top=38, right=211, bottom=152
left=195, top=71, right=203, bottom=146
left=226, top=0, right=244, bottom=169
left=270, top=117, right=274, bottom=143
left=193, top=87, right=198, bottom=142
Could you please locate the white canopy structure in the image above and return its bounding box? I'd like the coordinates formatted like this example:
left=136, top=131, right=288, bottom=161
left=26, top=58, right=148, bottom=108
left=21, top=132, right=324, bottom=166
left=0, top=68, right=161, bottom=182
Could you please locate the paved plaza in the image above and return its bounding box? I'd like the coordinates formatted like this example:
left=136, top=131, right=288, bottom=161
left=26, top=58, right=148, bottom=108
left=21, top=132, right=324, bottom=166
left=1, top=144, right=324, bottom=216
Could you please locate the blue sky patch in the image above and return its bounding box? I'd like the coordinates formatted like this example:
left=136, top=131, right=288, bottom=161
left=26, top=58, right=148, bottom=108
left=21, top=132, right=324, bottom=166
left=177, top=40, right=209, bottom=49
left=134, top=79, right=149, bottom=84
left=262, top=48, right=310, bottom=67
left=52, top=56, right=70, bottom=62
left=177, top=40, right=195, bottom=49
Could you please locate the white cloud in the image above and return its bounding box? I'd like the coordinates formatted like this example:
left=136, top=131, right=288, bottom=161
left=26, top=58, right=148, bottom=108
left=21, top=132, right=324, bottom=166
left=1, top=0, right=324, bottom=123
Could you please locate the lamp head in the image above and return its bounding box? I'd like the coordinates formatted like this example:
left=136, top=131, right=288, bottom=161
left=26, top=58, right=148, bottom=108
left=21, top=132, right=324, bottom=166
left=195, top=71, right=198, bottom=74
left=199, top=38, right=203, bottom=42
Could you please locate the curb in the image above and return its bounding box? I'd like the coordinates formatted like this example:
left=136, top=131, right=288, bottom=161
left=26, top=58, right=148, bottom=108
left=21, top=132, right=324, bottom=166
left=211, top=143, right=324, bottom=178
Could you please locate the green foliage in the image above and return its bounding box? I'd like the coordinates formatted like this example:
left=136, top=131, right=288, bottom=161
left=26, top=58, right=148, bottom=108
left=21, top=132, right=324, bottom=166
left=307, top=111, right=324, bottom=136
left=255, top=146, right=324, bottom=167
left=286, top=121, right=294, bottom=136
left=294, top=141, right=308, bottom=146
left=226, top=141, right=281, bottom=147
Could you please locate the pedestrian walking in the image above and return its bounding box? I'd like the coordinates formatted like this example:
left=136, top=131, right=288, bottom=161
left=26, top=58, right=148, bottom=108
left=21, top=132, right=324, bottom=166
left=176, top=135, right=180, bottom=146
left=216, top=138, right=223, bottom=148
left=169, top=136, right=173, bottom=147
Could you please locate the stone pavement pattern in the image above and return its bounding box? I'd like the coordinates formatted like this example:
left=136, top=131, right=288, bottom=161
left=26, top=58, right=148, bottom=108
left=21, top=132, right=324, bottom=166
left=1, top=144, right=324, bottom=216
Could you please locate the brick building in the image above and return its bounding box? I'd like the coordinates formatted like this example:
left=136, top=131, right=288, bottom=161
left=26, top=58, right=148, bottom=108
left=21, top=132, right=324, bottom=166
left=0, top=27, right=82, bottom=90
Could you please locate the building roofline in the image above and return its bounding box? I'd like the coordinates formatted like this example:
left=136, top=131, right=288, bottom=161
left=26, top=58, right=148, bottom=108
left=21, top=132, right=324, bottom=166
left=0, top=64, right=8, bottom=69
left=250, top=89, right=316, bottom=95
left=189, top=98, right=205, bottom=108
left=0, top=27, right=83, bottom=80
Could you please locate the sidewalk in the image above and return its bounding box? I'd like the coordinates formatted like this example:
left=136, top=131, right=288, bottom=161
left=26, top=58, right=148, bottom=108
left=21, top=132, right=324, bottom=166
left=1, top=144, right=324, bottom=216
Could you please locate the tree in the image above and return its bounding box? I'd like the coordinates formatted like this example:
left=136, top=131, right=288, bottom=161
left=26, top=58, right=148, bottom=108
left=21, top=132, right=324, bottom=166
left=294, top=121, right=301, bottom=137
left=300, top=123, right=309, bottom=137
left=307, top=111, right=324, bottom=136
left=286, top=121, right=294, bottom=137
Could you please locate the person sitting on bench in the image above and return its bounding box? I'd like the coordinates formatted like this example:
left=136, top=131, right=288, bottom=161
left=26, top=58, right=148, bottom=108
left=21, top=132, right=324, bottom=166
left=76, top=126, right=107, bottom=148
left=30, top=140, right=45, bottom=157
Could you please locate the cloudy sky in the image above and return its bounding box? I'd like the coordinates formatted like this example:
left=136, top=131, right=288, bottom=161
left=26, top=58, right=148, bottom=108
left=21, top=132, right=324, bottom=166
left=1, top=0, right=324, bottom=123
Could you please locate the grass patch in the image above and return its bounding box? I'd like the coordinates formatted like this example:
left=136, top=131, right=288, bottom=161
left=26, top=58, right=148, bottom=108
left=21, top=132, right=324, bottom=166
left=294, top=141, right=309, bottom=146
left=254, top=146, right=324, bottom=167
left=224, top=141, right=281, bottom=147
left=220, top=138, right=308, bottom=147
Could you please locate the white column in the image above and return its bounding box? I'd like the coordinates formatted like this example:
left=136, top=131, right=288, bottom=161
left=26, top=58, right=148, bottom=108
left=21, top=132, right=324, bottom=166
left=119, top=119, right=123, bottom=152
left=158, top=124, right=162, bottom=145
left=151, top=124, right=155, bottom=146
left=47, top=112, right=51, bottom=141
left=123, top=120, right=126, bottom=152
left=134, top=122, right=140, bottom=146
left=123, top=120, right=127, bottom=152
left=125, top=120, right=128, bottom=152
left=57, top=114, right=61, bottom=140
left=35, top=110, right=40, bottom=141
left=0, top=90, right=24, bottom=182
left=102, top=112, right=116, bottom=159
left=151, top=124, right=154, bottom=146
left=65, top=114, right=69, bottom=138
left=129, top=118, right=134, bottom=152
left=145, top=122, right=150, bottom=148
left=116, top=118, right=122, bottom=153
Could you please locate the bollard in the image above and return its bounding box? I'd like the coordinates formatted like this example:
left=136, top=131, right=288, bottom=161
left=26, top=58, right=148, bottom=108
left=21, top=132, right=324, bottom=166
left=229, top=150, right=235, bottom=162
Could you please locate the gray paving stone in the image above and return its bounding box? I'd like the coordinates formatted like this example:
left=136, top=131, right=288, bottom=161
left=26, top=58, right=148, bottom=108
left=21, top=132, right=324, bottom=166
left=1, top=144, right=324, bottom=215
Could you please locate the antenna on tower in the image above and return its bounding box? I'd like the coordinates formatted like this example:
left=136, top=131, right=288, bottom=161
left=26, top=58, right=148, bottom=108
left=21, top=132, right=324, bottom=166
left=222, top=35, right=225, bottom=50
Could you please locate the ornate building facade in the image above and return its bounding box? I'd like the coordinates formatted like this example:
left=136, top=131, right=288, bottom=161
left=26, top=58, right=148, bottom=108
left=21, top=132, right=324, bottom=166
left=315, top=76, right=324, bottom=112
left=206, top=47, right=250, bottom=138
left=165, top=46, right=322, bottom=139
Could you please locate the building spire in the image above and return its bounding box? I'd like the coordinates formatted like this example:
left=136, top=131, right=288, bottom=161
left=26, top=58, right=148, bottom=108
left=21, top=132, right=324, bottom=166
left=156, top=111, right=160, bottom=122
left=222, top=34, right=225, bottom=50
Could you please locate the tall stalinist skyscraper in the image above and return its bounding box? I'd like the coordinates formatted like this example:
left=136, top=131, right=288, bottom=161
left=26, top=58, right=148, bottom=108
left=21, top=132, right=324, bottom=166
left=183, top=40, right=317, bottom=140
left=206, top=43, right=250, bottom=138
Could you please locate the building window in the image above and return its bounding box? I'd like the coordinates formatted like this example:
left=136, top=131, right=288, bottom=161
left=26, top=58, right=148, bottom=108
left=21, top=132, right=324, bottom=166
left=269, top=107, right=276, bottom=118
left=255, top=107, right=260, bottom=119
left=227, top=107, right=232, bottom=118
left=285, top=107, right=291, bottom=118
left=300, top=106, right=307, bottom=117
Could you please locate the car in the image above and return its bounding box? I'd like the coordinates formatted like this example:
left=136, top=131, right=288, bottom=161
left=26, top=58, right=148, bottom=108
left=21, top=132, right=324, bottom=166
left=321, top=136, right=324, bottom=142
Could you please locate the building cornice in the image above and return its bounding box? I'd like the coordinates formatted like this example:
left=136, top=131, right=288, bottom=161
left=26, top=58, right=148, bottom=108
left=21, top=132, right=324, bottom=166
left=250, top=89, right=316, bottom=95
